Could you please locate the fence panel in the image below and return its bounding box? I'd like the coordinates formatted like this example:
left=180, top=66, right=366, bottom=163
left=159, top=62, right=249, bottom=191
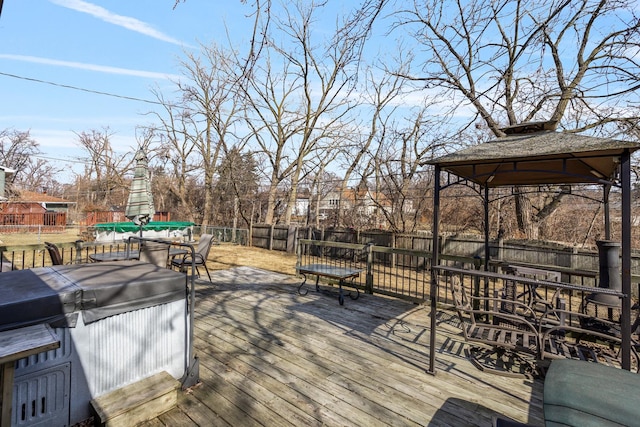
left=0, top=212, right=66, bottom=233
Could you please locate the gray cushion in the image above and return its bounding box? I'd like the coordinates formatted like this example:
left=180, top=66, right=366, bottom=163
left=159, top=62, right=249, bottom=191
left=544, top=359, right=640, bottom=426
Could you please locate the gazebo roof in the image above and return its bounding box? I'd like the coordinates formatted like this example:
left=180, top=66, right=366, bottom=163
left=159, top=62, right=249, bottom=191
left=428, top=130, right=640, bottom=187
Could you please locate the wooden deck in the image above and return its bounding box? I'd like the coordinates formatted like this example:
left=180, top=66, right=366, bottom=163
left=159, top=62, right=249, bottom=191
left=143, top=267, right=544, bottom=426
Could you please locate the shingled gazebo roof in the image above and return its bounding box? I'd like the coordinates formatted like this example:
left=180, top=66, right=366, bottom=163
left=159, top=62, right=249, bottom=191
left=428, top=128, right=640, bottom=187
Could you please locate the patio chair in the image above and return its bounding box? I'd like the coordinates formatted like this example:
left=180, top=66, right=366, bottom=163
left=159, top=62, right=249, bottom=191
left=171, top=234, right=213, bottom=281
left=139, top=241, right=171, bottom=268
left=44, top=242, right=64, bottom=265
left=538, top=300, right=640, bottom=374
left=450, top=275, right=540, bottom=377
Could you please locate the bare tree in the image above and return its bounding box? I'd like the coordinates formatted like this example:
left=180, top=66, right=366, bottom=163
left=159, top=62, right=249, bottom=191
left=0, top=129, right=63, bottom=193
left=20, top=159, right=64, bottom=194
left=172, top=44, right=244, bottom=226
left=149, top=89, right=200, bottom=222
left=393, top=0, right=640, bottom=238
left=333, top=59, right=410, bottom=227
left=372, top=109, right=446, bottom=233
left=75, top=128, right=133, bottom=209
left=238, top=0, right=385, bottom=225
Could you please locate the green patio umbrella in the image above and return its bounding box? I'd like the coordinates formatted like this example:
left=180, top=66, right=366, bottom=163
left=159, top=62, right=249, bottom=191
left=125, top=149, right=155, bottom=236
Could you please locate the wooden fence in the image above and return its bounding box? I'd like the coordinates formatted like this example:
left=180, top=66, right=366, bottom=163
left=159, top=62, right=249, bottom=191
left=247, top=224, right=640, bottom=283
left=0, top=212, right=67, bottom=233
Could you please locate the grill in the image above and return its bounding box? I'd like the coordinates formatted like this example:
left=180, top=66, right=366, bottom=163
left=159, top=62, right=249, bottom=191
left=1, top=262, right=189, bottom=426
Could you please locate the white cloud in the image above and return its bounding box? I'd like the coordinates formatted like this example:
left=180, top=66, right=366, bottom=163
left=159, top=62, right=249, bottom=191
left=0, top=54, right=181, bottom=80
left=49, top=0, right=187, bottom=46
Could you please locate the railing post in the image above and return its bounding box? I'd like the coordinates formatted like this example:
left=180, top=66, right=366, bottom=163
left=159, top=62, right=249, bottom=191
left=473, top=255, right=482, bottom=311
left=391, top=233, right=396, bottom=269
left=74, top=240, right=84, bottom=264
left=366, top=243, right=374, bottom=294
left=287, top=226, right=297, bottom=253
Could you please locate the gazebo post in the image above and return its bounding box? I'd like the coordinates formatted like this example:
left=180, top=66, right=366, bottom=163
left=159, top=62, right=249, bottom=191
left=484, top=185, right=490, bottom=272
left=483, top=185, right=491, bottom=312
left=621, top=149, right=632, bottom=371
left=604, top=184, right=611, bottom=240
left=428, top=165, right=441, bottom=375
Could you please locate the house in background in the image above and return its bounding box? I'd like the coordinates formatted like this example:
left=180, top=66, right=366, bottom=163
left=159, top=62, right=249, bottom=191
left=0, top=165, right=15, bottom=200
left=0, top=187, right=74, bottom=231
left=318, top=188, right=392, bottom=227
left=0, top=164, right=77, bottom=231
left=291, top=193, right=310, bottom=224
left=5, top=190, right=75, bottom=214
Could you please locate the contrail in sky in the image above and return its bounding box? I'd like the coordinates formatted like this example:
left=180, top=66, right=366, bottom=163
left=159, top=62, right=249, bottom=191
left=0, top=54, right=181, bottom=80
left=50, top=0, right=187, bottom=46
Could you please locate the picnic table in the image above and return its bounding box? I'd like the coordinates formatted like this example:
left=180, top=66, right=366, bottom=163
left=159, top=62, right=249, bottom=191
left=297, top=263, right=362, bottom=305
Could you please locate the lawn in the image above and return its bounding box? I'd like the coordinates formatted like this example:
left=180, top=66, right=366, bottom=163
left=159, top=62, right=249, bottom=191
left=0, top=229, right=82, bottom=247
left=206, top=243, right=298, bottom=275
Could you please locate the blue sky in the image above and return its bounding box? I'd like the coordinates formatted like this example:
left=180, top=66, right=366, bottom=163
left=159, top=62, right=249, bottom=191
left=0, top=0, right=255, bottom=182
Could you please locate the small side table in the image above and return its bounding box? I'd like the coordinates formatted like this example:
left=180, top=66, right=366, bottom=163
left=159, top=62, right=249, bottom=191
left=0, top=324, right=60, bottom=426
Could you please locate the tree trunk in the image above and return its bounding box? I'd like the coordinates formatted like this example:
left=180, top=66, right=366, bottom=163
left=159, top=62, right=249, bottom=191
left=264, top=184, right=278, bottom=224
left=515, top=190, right=538, bottom=239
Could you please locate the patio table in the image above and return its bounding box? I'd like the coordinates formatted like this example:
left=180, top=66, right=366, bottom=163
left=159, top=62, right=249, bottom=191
left=89, top=248, right=188, bottom=262
left=297, top=263, right=361, bottom=305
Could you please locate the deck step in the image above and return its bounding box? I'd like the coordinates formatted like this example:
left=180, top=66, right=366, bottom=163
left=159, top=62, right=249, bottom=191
left=90, top=371, right=180, bottom=426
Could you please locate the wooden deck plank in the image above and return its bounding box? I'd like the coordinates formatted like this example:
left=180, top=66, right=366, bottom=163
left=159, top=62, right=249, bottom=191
left=196, top=284, right=540, bottom=425
left=163, top=267, right=544, bottom=426
left=184, top=379, right=264, bottom=427
left=195, top=317, right=407, bottom=426
left=211, top=274, right=540, bottom=424
left=193, top=338, right=347, bottom=427
left=176, top=396, right=233, bottom=427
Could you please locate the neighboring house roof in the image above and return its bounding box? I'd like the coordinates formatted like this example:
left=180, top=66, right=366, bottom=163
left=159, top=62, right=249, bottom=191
left=9, top=190, right=75, bottom=205
left=0, top=165, right=16, bottom=175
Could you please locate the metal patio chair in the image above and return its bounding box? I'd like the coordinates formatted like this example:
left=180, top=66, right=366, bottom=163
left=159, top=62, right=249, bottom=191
left=171, top=234, right=214, bottom=281
left=44, top=242, right=64, bottom=265
left=450, top=275, right=540, bottom=377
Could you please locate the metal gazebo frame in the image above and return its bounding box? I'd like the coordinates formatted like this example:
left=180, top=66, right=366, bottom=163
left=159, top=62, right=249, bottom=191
left=427, top=125, right=640, bottom=373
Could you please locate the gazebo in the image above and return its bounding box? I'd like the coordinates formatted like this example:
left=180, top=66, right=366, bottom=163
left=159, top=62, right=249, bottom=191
left=426, top=123, right=640, bottom=372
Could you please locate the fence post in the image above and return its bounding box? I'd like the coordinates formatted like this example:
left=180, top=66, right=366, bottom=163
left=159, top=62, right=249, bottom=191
left=269, top=224, right=275, bottom=251
left=287, top=226, right=297, bottom=253
left=366, top=243, right=374, bottom=294
left=570, top=246, right=578, bottom=284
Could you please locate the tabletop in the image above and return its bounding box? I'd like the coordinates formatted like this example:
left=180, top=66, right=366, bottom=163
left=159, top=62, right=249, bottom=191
left=89, top=248, right=188, bottom=262
left=297, top=263, right=362, bottom=279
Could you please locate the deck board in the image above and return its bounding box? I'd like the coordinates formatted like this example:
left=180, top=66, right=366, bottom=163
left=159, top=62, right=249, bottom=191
left=156, top=266, right=544, bottom=426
